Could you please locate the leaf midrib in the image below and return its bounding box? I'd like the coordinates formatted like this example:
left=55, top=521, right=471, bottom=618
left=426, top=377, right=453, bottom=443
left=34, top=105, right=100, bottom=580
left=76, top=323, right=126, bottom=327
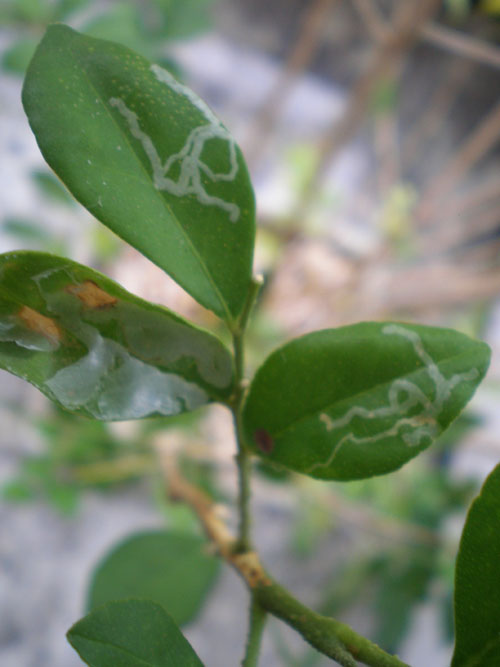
left=70, top=631, right=185, bottom=667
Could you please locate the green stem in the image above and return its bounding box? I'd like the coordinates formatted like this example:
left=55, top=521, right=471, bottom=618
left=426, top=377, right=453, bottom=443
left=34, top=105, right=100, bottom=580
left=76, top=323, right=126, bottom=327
left=233, top=275, right=264, bottom=342
left=231, top=275, right=263, bottom=553
left=233, top=404, right=252, bottom=553
left=227, top=274, right=408, bottom=666
left=242, top=597, right=268, bottom=667
left=253, top=574, right=410, bottom=667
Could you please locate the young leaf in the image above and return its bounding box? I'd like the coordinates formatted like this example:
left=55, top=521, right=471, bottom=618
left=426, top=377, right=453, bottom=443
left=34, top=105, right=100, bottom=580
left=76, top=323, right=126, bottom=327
left=67, top=599, right=204, bottom=666
left=22, top=24, right=255, bottom=323
left=242, top=322, right=490, bottom=481
left=452, top=463, right=500, bottom=667
left=0, top=251, right=234, bottom=419
left=88, top=530, right=219, bottom=625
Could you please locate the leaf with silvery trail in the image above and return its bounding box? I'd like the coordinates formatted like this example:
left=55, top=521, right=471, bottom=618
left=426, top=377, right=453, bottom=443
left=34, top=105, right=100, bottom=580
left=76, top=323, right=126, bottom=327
left=242, top=322, right=490, bottom=481
left=67, top=599, right=204, bottom=666
left=0, top=251, right=234, bottom=420
left=22, top=24, right=255, bottom=324
left=452, top=462, right=500, bottom=667
left=88, top=530, right=220, bottom=626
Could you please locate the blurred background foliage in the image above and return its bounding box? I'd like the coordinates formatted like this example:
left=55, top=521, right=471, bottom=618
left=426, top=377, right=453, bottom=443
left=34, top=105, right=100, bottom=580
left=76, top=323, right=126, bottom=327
left=1, top=0, right=500, bottom=663
left=0, top=0, right=215, bottom=72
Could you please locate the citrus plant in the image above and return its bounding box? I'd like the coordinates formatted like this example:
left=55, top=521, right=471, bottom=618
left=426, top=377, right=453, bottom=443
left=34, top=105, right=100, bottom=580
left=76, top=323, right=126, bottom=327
left=1, top=24, right=497, bottom=666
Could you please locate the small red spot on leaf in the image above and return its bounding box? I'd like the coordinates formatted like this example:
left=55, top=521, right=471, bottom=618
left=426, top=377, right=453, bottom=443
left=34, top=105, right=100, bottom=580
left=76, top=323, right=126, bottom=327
left=254, top=428, right=274, bottom=454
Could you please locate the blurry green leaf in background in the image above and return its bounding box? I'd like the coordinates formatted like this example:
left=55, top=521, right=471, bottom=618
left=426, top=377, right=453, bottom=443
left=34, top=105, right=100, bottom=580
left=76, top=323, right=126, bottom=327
left=88, top=530, right=220, bottom=626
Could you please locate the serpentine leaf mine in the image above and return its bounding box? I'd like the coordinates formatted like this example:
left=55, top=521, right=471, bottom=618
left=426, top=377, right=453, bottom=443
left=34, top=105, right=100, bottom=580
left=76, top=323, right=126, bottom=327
left=310, top=325, right=478, bottom=473
left=110, top=64, right=240, bottom=222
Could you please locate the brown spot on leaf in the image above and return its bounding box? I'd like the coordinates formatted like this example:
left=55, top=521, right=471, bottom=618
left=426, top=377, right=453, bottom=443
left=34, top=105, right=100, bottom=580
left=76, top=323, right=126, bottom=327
left=18, top=306, right=61, bottom=344
left=254, top=428, right=274, bottom=454
left=66, top=280, right=117, bottom=308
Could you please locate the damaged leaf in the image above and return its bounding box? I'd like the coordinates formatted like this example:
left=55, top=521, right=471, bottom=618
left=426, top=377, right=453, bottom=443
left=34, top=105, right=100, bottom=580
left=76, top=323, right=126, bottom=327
left=242, top=322, right=490, bottom=481
left=22, top=24, right=255, bottom=323
left=0, top=251, right=234, bottom=420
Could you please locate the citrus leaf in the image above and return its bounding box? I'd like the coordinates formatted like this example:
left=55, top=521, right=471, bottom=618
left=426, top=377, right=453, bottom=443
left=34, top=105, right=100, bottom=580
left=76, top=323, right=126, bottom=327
left=88, top=530, right=219, bottom=626
left=452, top=463, right=500, bottom=667
left=67, top=599, right=204, bottom=666
left=22, top=24, right=255, bottom=322
left=242, top=322, right=490, bottom=481
left=0, top=251, right=234, bottom=419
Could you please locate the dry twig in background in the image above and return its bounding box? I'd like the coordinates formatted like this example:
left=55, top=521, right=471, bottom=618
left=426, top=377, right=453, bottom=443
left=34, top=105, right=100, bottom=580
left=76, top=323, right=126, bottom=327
left=244, top=0, right=340, bottom=166
left=293, top=0, right=441, bottom=220
left=401, top=57, right=474, bottom=174
left=418, top=100, right=500, bottom=224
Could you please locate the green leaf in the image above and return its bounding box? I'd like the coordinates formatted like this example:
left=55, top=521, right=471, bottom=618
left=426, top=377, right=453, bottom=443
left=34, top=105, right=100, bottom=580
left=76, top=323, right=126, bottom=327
left=88, top=530, right=219, bottom=625
left=83, top=4, right=154, bottom=58
left=2, top=478, right=35, bottom=502
left=242, top=322, right=490, bottom=481
left=67, top=599, right=204, bottom=666
left=22, top=24, right=255, bottom=323
left=452, top=463, right=500, bottom=667
left=2, top=217, right=55, bottom=244
left=31, top=168, right=75, bottom=205
left=0, top=251, right=234, bottom=419
left=151, top=0, right=215, bottom=40
left=1, top=37, right=38, bottom=74
left=54, top=0, right=92, bottom=21
left=2, top=0, right=53, bottom=24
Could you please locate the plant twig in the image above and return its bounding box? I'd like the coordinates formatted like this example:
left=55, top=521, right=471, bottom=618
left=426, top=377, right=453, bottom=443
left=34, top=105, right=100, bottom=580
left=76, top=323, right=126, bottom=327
left=354, top=0, right=500, bottom=71
left=231, top=275, right=264, bottom=553
left=243, top=0, right=340, bottom=166
left=256, top=578, right=404, bottom=667
left=401, top=57, right=474, bottom=175
left=442, top=174, right=500, bottom=220
left=421, top=22, right=500, bottom=71
left=352, top=0, right=388, bottom=42
left=72, top=454, right=154, bottom=483
left=418, top=99, right=500, bottom=223
left=233, top=415, right=253, bottom=554
left=242, top=597, right=268, bottom=667
left=373, top=100, right=400, bottom=196
left=159, top=453, right=270, bottom=586
left=231, top=275, right=264, bottom=380
left=159, top=457, right=410, bottom=667
left=294, top=0, right=441, bottom=221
